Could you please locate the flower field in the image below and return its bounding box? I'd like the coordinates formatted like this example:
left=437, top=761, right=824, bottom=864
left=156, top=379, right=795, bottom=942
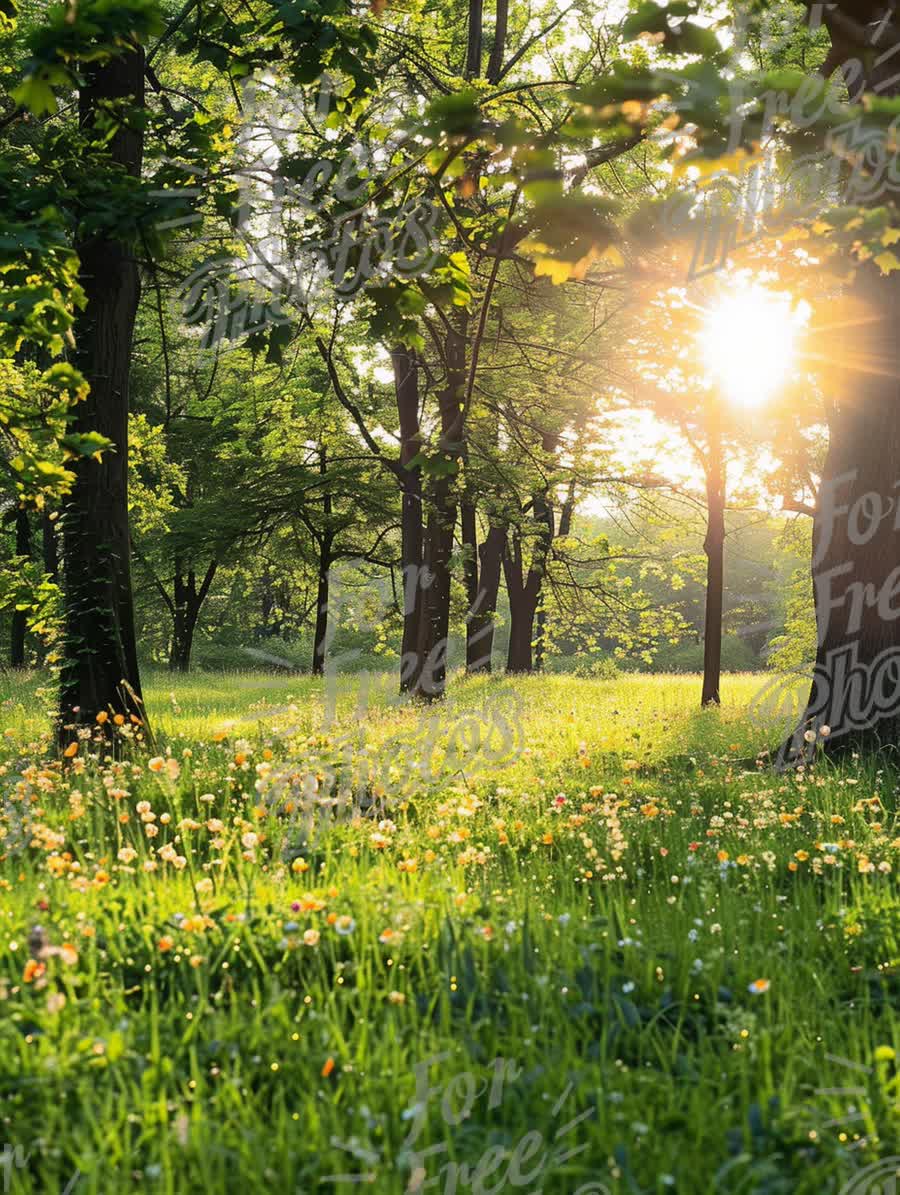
left=0, top=671, right=898, bottom=1193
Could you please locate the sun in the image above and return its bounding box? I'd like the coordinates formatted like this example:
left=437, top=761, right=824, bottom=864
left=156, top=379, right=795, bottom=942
left=699, top=284, right=806, bottom=408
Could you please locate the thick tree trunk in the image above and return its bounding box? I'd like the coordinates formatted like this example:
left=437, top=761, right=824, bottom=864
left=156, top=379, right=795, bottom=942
left=503, top=534, right=542, bottom=674
left=786, top=270, right=900, bottom=761
left=59, top=44, right=146, bottom=739
left=393, top=346, right=425, bottom=693
left=701, top=410, right=725, bottom=707
left=10, top=508, right=31, bottom=668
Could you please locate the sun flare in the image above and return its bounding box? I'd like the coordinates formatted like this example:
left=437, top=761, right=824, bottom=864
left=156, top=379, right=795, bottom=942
left=700, top=285, right=805, bottom=409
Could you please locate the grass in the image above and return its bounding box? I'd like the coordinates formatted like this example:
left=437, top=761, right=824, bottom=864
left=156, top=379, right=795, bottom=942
left=0, top=668, right=898, bottom=1193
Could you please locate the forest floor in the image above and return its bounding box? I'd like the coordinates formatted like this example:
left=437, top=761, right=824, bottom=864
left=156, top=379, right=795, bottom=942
left=0, top=669, right=898, bottom=1193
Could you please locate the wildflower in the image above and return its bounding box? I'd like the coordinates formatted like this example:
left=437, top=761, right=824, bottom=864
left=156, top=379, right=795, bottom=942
left=148, top=757, right=165, bottom=773
left=47, top=992, right=66, bottom=1013
left=63, top=742, right=78, bottom=759
left=335, top=915, right=355, bottom=936
left=321, top=1057, right=335, bottom=1078
left=303, top=929, right=320, bottom=947
left=748, top=978, right=770, bottom=995
left=388, top=991, right=406, bottom=1005
left=874, top=1046, right=896, bottom=1063
left=291, top=858, right=309, bottom=874
left=96, top=711, right=108, bottom=725
left=23, top=960, right=45, bottom=983
left=158, top=936, right=174, bottom=953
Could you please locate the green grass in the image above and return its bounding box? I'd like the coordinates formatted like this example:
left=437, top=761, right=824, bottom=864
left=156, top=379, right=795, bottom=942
left=0, top=669, right=898, bottom=1193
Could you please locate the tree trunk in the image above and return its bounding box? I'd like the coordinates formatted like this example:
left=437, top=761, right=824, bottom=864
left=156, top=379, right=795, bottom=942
left=169, top=559, right=217, bottom=673
left=783, top=11, right=900, bottom=761
left=461, top=501, right=480, bottom=671
left=486, top=0, right=508, bottom=84
left=10, top=508, right=31, bottom=668
left=59, top=43, right=146, bottom=740
left=786, top=269, right=900, bottom=761
left=42, top=513, right=59, bottom=581
left=503, top=532, right=542, bottom=674
left=393, top=346, right=425, bottom=693
left=467, top=523, right=505, bottom=673
left=701, top=405, right=725, bottom=707
left=312, top=534, right=334, bottom=677
left=415, top=319, right=467, bottom=699
left=465, top=0, right=483, bottom=78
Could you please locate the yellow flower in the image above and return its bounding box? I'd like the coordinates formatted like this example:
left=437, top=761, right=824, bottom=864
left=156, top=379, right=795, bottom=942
left=874, top=1045, right=896, bottom=1063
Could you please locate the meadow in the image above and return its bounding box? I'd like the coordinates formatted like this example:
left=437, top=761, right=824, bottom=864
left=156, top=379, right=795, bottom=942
left=0, top=669, right=898, bottom=1194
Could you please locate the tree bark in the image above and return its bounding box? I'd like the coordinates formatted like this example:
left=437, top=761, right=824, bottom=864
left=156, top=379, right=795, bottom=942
left=701, top=402, right=725, bottom=707
left=504, top=532, right=543, bottom=673
left=786, top=269, right=900, bottom=761
left=42, top=513, right=59, bottom=581
left=415, top=318, right=467, bottom=699
left=393, top=346, right=425, bottom=693
left=784, top=7, right=900, bottom=760
left=59, top=42, right=146, bottom=739
left=465, top=0, right=483, bottom=79
left=312, top=538, right=333, bottom=676
left=169, top=558, right=217, bottom=672
left=10, top=508, right=31, bottom=668
left=467, top=523, right=505, bottom=673
left=486, top=0, right=508, bottom=84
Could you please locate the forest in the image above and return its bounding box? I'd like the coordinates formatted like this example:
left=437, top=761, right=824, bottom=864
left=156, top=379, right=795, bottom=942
left=0, top=1, right=899, bottom=1192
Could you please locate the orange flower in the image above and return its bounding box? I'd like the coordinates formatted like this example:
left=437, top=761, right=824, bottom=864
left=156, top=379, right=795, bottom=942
left=321, top=1057, right=335, bottom=1078
left=96, top=711, right=109, bottom=725
left=23, top=960, right=45, bottom=983
left=158, top=936, right=174, bottom=952
left=63, top=742, right=78, bottom=759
